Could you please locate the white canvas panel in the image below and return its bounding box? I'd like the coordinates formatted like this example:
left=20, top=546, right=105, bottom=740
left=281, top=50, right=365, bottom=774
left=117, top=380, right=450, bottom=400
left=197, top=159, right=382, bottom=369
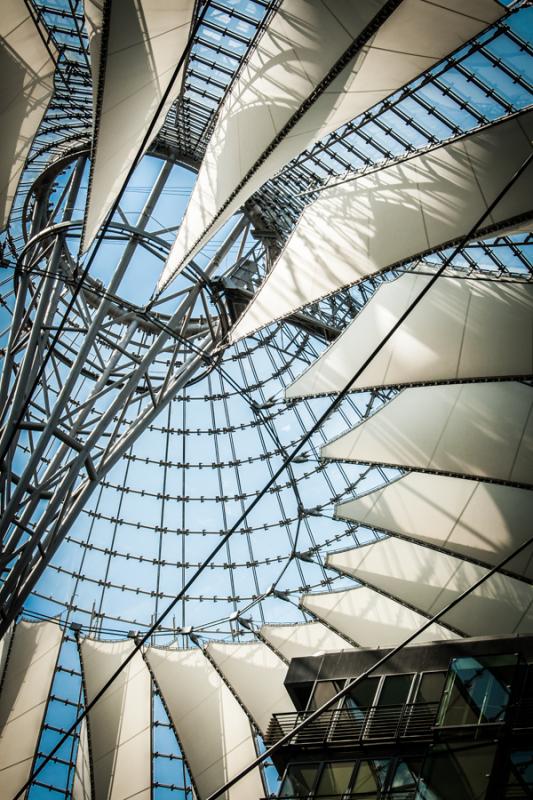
left=301, top=586, right=456, bottom=647
left=321, top=382, right=533, bottom=487
left=0, top=621, right=62, bottom=796
left=276, top=0, right=504, bottom=169
left=80, top=639, right=151, bottom=800
left=83, top=0, right=101, bottom=117
left=335, top=473, right=533, bottom=580
left=0, top=0, right=56, bottom=228
left=158, top=0, right=503, bottom=292
left=260, top=621, right=353, bottom=661
left=286, top=274, right=533, bottom=398
left=72, top=720, right=92, bottom=800
left=0, top=624, right=13, bottom=687
left=207, top=641, right=295, bottom=735
left=328, top=538, right=533, bottom=636
left=83, top=0, right=194, bottom=248
left=230, top=111, right=533, bottom=343
left=158, top=0, right=386, bottom=290
left=146, top=647, right=263, bottom=800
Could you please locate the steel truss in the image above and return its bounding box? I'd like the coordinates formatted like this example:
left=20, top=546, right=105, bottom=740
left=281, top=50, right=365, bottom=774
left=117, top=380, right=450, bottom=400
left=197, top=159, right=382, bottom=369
left=11, top=1, right=531, bottom=248
left=0, top=0, right=530, bottom=638
left=0, top=3, right=529, bottom=798
left=0, top=154, right=244, bottom=637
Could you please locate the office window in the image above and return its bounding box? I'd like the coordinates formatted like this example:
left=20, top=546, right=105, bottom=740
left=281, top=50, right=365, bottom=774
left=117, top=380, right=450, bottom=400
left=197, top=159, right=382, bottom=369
left=390, top=758, right=423, bottom=795
left=315, top=761, right=354, bottom=797
left=377, top=675, right=414, bottom=706
left=308, top=681, right=344, bottom=711
left=415, top=672, right=447, bottom=704
left=280, top=763, right=320, bottom=798
left=437, top=654, right=518, bottom=727
left=504, top=750, right=533, bottom=798
left=351, top=759, right=390, bottom=797
left=344, top=677, right=380, bottom=717
left=416, top=742, right=496, bottom=800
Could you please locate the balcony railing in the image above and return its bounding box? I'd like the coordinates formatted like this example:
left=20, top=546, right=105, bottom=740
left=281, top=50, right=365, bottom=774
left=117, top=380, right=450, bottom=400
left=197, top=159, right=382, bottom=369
left=265, top=697, right=533, bottom=750
left=265, top=702, right=439, bottom=748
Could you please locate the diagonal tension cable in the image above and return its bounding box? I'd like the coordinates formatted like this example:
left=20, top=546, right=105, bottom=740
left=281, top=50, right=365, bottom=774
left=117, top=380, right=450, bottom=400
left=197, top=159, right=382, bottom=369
left=12, top=150, right=532, bottom=800
left=208, top=533, right=533, bottom=799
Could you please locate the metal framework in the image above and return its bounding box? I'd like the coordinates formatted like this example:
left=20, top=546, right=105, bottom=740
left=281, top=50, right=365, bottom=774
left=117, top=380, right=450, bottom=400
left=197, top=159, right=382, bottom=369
left=0, top=0, right=532, bottom=797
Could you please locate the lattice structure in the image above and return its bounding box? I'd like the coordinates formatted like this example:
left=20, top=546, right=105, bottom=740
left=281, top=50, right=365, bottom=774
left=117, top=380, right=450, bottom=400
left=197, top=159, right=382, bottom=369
left=0, top=0, right=531, bottom=797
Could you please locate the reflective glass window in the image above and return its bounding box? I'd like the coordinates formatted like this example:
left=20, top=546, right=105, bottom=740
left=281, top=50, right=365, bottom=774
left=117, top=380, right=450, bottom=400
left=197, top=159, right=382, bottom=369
left=415, top=672, right=447, bottom=704
left=416, top=743, right=496, bottom=800
left=292, top=684, right=314, bottom=711
left=378, top=675, right=414, bottom=706
left=308, top=681, right=343, bottom=711
left=351, top=759, right=390, bottom=797
left=315, top=761, right=354, bottom=797
left=390, top=758, right=423, bottom=792
left=362, top=675, right=413, bottom=740
left=504, top=750, right=533, bottom=798
left=437, top=655, right=518, bottom=727
left=344, top=677, right=380, bottom=718
left=280, top=763, right=320, bottom=798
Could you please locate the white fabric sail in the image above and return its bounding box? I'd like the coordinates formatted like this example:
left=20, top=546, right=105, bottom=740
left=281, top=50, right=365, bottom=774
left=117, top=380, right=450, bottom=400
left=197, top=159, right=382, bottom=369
left=158, top=0, right=504, bottom=292
left=0, top=624, right=13, bottom=687
left=301, top=586, right=456, bottom=647
left=335, top=473, right=533, bottom=581
left=72, top=720, right=92, bottom=800
left=79, top=639, right=151, bottom=800
left=260, top=621, right=353, bottom=661
left=146, top=647, right=263, bottom=800
left=286, top=274, right=533, bottom=398
left=207, top=641, right=295, bottom=736
left=327, top=538, right=533, bottom=636
left=321, top=382, right=533, bottom=487
left=0, top=0, right=56, bottom=228
left=0, top=621, right=62, bottom=796
left=82, top=0, right=194, bottom=249
left=230, top=111, right=533, bottom=343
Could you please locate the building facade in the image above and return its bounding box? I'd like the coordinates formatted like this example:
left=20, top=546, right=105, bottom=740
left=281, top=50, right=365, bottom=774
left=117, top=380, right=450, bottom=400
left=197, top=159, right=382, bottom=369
left=271, top=636, right=533, bottom=799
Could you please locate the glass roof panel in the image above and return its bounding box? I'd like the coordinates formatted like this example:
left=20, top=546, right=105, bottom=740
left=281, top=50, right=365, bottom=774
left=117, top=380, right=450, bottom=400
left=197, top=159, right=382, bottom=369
left=0, top=1, right=531, bottom=796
